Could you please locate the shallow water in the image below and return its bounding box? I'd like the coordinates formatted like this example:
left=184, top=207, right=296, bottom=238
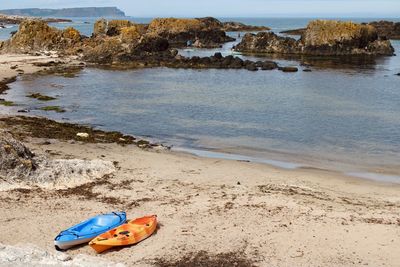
left=1, top=17, right=400, bottom=182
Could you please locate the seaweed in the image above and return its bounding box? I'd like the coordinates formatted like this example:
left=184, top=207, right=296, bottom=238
left=39, top=106, right=65, bottom=113
left=27, top=93, right=57, bottom=101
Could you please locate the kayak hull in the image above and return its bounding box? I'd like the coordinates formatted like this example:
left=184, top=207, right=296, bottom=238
left=89, top=215, right=157, bottom=253
left=54, top=211, right=127, bottom=251
left=55, top=237, right=93, bottom=250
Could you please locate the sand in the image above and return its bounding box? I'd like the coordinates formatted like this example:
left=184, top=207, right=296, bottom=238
left=0, top=53, right=82, bottom=83
left=1, top=54, right=400, bottom=267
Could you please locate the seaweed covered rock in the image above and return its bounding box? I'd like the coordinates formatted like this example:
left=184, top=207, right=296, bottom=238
left=93, top=18, right=107, bottom=36
left=235, top=20, right=394, bottom=56
left=234, top=31, right=299, bottom=54
left=107, top=20, right=134, bottom=36
left=147, top=17, right=234, bottom=48
left=367, top=21, right=400, bottom=40
left=82, top=33, right=169, bottom=64
left=0, top=20, right=82, bottom=54
left=299, top=20, right=394, bottom=55
left=0, top=131, right=37, bottom=182
left=222, top=21, right=270, bottom=32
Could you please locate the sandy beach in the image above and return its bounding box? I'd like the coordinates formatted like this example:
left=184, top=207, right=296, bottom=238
left=1, top=56, right=400, bottom=267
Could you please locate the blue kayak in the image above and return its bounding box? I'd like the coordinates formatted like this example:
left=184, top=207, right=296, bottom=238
left=54, top=211, right=126, bottom=250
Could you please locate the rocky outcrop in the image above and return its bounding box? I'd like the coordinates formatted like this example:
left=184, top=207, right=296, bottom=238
left=93, top=19, right=147, bottom=37
left=0, top=131, right=37, bottom=182
left=366, top=21, right=400, bottom=40
left=280, top=28, right=306, bottom=36
left=147, top=17, right=235, bottom=48
left=0, top=18, right=285, bottom=70
left=82, top=20, right=170, bottom=64
left=0, top=20, right=82, bottom=54
left=222, top=21, right=270, bottom=32
left=0, top=14, right=71, bottom=24
left=234, top=31, right=299, bottom=54
left=235, top=20, right=394, bottom=56
left=282, top=20, right=400, bottom=40
left=0, top=130, right=115, bottom=187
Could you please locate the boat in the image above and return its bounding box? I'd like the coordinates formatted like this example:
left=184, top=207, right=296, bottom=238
left=54, top=211, right=127, bottom=251
left=89, top=215, right=157, bottom=253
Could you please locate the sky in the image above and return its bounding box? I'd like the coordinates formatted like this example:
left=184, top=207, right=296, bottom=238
left=1, top=0, right=400, bottom=18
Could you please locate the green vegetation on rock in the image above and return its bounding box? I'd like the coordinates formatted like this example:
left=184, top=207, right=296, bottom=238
left=39, top=106, right=65, bottom=113
left=27, top=93, right=56, bottom=101
left=0, top=100, right=16, bottom=106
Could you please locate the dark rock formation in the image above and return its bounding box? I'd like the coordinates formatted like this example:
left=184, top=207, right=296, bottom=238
left=0, top=7, right=125, bottom=17
left=366, top=21, right=400, bottom=40
left=235, top=20, right=394, bottom=56
left=123, top=52, right=280, bottom=72
left=279, top=66, right=298, bottom=72
left=146, top=17, right=235, bottom=48
left=280, top=28, right=306, bottom=36
left=0, top=76, right=16, bottom=94
left=234, top=31, right=299, bottom=54
left=222, top=21, right=270, bottom=32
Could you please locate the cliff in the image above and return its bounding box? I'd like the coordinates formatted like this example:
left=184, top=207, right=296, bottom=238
left=0, top=7, right=125, bottom=17
left=235, top=20, right=394, bottom=56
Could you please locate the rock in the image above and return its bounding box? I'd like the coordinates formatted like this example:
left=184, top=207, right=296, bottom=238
left=303, top=68, right=312, bottom=72
left=366, top=21, right=400, bottom=40
left=0, top=243, right=123, bottom=266
left=0, top=131, right=37, bottom=182
left=234, top=31, right=298, bottom=54
left=279, top=66, right=298, bottom=72
left=0, top=20, right=82, bottom=54
left=76, top=132, right=89, bottom=138
left=0, top=14, right=71, bottom=25
left=396, top=73, right=400, bottom=76
left=146, top=17, right=234, bottom=48
left=222, top=21, right=270, bottom=32
left=107, top=20, right=134, bottom=36
left=280, top=28, right=306, bottom=36
left=214, top=52, right=223, bottom=59
left=93, top=18, right=107, bottom=36
left=235, top=20, right=394, bottom=56
left=170, top=49, right=178, bottom=57
left=261, top=61, right=278, bottom=70
left=246, top=63, right=258, bottom=71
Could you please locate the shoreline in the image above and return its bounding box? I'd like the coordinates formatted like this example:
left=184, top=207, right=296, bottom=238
left=1, top=115, right=400, bottom=266
left=1, top=56, right=399, bottom=185
left=1, top=53, right=400, bottom=266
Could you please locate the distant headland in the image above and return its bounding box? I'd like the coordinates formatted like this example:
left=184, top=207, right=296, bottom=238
left=0, top=7, right=125, bottom=17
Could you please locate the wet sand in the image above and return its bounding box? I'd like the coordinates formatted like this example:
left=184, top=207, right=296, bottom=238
left=1, top=55, right=400, bottom=267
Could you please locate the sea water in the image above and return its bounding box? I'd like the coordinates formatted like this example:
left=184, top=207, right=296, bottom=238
left=1, top=17, right=400, bottom=182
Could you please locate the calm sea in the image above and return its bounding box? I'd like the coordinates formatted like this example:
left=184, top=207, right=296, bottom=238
left=1, top=17, right=400, bottom=182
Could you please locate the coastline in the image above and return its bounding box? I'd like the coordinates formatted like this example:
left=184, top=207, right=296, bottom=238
left=1, top=55, right=400, bottom=266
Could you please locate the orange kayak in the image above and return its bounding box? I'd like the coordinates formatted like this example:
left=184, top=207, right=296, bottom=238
left=89, top=215, right=157, bottom=253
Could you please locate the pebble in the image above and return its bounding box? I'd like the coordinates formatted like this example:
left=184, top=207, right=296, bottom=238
left=76, top=132, right=89, bottom=138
